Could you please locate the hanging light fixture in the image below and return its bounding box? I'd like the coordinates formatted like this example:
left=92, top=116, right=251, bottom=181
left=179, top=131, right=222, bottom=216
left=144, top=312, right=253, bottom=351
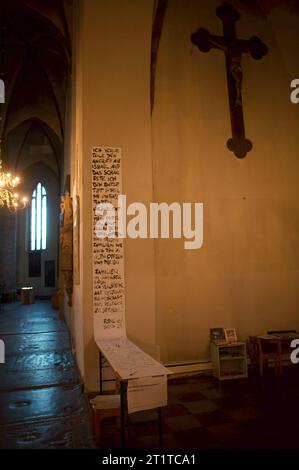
left=0, top=159, right=27, bottom=213
left=0, top=0, right=27, bottom=213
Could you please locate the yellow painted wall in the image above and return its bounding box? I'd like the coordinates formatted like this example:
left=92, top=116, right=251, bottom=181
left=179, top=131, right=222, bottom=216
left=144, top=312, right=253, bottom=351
left=73, top=0, right=156, bottom=391
left=71, top=0, right=299, bottom=390
left=152, top=0, right=299, bottom=364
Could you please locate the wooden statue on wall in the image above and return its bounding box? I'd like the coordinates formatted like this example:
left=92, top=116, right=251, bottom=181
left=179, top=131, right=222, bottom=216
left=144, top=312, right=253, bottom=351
left=60, top=190, right=73, bottom=307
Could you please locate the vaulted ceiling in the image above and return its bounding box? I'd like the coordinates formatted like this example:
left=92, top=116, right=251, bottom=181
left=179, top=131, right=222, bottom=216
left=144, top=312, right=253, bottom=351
left=0, top=0, right=72, bottom=176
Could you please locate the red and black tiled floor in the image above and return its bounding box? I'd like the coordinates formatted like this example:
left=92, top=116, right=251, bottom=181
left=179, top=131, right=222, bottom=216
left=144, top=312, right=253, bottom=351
left=1, top=300, right=299, bottom=449
left=101, top=366, right=299, bottom=449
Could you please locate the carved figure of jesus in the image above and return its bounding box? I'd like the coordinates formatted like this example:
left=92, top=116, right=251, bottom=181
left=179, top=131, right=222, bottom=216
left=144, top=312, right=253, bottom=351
left=210, top=38, right=242, bottom=107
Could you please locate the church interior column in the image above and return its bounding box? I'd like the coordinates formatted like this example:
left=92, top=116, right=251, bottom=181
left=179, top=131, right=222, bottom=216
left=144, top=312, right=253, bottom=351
left=72, top=0, right=156, bottom=391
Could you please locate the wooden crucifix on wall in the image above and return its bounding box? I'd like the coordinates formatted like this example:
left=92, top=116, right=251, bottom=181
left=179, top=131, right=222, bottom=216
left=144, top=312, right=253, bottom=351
left=191, top=2, right=268, bottom=159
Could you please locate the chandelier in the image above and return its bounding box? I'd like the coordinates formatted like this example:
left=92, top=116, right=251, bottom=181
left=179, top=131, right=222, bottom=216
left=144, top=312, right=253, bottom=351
left=0, top=2, right=27, bottom=214
left=0, top=159, right=27, bottom=213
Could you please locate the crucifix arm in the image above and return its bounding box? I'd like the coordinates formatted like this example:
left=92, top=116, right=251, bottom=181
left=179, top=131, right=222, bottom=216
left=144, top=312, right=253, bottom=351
left=191, top=28, right=267, bottom=60
left=191, top=28, right=226, bottom=53
left=209, top=35, right=228, bottom=52
left=232, top=37, right=268, bottom=60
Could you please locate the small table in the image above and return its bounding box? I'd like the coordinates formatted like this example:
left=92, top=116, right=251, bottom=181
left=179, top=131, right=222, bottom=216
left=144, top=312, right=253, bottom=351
left=211, top=341, right=248, bottom=380
left=21, top=287, right=35, bottom=305
left=99, top=351, right=163, bottom=449
left=97, top=339, right=171, bottom=448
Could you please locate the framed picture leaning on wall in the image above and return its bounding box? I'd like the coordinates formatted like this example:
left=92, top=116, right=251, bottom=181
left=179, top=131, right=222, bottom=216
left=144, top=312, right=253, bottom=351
left=224, top=328, right=238, bottom=343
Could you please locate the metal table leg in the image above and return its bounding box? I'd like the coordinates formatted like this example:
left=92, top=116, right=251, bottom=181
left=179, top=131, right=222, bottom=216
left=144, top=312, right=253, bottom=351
left=120, top=380, right=127, bottom=448
left=158, top=407, right=163, bottom=447
left=99, top=351, right=103, bottom=394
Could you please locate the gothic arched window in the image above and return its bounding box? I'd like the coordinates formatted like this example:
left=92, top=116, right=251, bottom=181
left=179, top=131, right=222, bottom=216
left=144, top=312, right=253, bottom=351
left=31, top=183, right=47, bottom=251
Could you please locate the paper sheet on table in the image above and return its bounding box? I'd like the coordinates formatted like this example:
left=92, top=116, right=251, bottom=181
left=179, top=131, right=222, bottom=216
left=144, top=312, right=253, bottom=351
left=127, top=375, right=168, bottom=414
left=96, top=337, right=171, bottom=380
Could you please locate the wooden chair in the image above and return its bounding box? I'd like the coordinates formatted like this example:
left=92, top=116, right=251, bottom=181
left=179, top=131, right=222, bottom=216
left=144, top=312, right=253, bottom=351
left=248, top=336, right=281, bottom=376
left=267, top=330, right=297, bottom=364
left=90, top=394, right=120, bottom=447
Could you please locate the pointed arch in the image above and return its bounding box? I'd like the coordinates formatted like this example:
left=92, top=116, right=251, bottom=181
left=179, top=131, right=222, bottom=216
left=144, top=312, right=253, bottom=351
left=5, top=117, right=62, bottom=180
left=30, top=181, right=47, bottom=251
